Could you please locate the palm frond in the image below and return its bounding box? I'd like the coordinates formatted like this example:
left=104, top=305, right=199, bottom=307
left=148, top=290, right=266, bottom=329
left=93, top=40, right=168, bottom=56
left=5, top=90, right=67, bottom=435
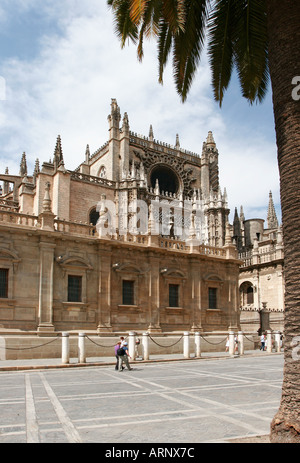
left=108, top=0, right=269, bottom=106
left=233, top=0, right=269, bottom=104
left=157, top=19, right=173, bottom=83
left=161, top=0, right=186, bottom=34
left=136, top=0, right=163, bottom=60
left=108, top=0, right=139, bottom=47
left=129, top=0, right=147, bottom=23
left=207, top=0, right=237, bottom=106
left=172, top=0, right=208, bottom=101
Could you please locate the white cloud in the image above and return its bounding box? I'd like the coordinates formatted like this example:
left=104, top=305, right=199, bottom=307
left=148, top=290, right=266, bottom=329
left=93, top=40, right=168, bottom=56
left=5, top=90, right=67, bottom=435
left=0, top=1, right=280, bottom=224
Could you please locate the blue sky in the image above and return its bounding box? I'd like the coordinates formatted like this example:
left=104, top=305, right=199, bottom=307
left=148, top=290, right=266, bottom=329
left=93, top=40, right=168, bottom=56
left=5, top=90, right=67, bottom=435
left=0, top=0, right=281, bottom=223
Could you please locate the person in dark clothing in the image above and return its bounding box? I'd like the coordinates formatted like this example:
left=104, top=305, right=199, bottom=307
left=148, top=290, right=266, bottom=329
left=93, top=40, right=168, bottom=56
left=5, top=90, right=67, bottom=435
left=114, top=341, right=122, bottom=370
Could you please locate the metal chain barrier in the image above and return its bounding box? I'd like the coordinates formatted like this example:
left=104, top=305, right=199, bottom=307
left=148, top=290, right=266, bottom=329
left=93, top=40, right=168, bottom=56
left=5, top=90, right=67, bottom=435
left=243, top=333, right=255, bottom=342
left=200, top=335, right=228, bottom=345
left=85, top=335, right=117, bottom=348
left=0, top=335, right=60, bottom=351
left=149, top=335, right=183, bottom=348
left=0, top=332, right=258, bottom=361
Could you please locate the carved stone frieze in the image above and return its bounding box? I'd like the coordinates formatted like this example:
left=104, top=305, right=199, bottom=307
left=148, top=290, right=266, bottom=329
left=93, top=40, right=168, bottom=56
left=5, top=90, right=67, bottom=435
left=134, top=149, right=197, bottom=197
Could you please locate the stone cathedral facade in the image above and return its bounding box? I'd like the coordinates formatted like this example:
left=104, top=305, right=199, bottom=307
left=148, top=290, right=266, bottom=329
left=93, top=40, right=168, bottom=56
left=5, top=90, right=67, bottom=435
left=235, top=192, right=284, bottom=334
left=0, top=99, right=241, bottom=335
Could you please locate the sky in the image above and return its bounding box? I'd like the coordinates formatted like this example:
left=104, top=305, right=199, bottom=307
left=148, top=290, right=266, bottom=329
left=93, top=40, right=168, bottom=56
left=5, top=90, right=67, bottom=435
left=0, top=0, right=281, bottom=223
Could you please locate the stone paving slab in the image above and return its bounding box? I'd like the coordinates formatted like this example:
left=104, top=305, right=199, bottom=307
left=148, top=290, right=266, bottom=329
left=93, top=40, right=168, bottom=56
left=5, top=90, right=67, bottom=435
left=0, top=349, right=282, bottom=371
left=0, top=353, right=283, bottom=444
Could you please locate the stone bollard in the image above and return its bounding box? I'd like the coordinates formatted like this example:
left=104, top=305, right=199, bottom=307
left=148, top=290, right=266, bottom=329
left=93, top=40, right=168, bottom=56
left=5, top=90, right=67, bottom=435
left=0, top=336, right=6, bottom=361
left=267, top=330, right=272, bottom=353
left=274, top=331, right=281, bottom=353
left=238, top=331, right=244, bottom=356
left=128, top=332, right=136, bottom=360
left=229, top=331, right=235, bottom=356
left=183, top=332, right=190, bottom=359
left=62, top=332, right=70, bottom=364
left=142, top=332, right=149, bottom=360
left=78, top=333, right=86, bottom=363
left=195, top=332, right=201, bottom=358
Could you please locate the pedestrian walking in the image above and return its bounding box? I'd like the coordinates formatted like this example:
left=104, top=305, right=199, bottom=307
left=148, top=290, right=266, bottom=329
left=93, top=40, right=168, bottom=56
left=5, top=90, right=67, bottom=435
left=118, top=342, right=133, bottom=371
left=114, top=341, right=122, bottom=371
left=260, top=333, right=265, bottom=351
left=225, top=336, right=229, bottom=352
left=234, top=335, right=239, bottom=353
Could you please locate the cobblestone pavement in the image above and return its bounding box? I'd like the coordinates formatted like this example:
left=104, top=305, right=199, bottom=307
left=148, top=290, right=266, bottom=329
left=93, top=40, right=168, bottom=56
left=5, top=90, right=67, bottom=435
left=0, top=354, right=283, bottom=444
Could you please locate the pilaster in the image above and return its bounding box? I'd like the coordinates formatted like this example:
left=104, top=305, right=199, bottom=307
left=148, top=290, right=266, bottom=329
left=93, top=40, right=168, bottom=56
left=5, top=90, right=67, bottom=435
left=97, top=243, right=113, bottom=333
left=190, top=258, right=203, bottom=332
left=147, top=253, right=162, bottom=333
left=37, top=241, right=56, bottom=334
left=52, top=166, right=71, bottom=220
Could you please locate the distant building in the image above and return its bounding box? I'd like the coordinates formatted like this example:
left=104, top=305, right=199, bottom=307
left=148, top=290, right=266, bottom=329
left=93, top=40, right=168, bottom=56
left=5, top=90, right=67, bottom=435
left=234, top=191, right=284, bottom=334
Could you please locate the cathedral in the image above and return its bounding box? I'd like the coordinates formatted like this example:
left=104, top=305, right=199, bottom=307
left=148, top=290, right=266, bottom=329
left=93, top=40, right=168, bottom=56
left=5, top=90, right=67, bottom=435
left=0, top=99, right=241, bottom=335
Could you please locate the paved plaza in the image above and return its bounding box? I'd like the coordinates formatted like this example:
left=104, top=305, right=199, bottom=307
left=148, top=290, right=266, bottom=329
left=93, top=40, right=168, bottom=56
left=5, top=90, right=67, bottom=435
left=0, top=354, right=283, bottom=444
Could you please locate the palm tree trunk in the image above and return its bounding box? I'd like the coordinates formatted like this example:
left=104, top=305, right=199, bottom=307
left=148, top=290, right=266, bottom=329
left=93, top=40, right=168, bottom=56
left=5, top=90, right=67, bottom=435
left=266, top=0, right=300, bottom=443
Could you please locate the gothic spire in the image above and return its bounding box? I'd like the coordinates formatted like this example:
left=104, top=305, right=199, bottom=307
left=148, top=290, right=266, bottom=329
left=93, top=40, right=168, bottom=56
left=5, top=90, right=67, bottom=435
left=53, top=135, right=64, bottom=167
left=233, top=207, right=242, bottom=251
left=267, top=190, right=279, bottom=229
left=206, top=131, right=216, bottom=147
left=233, top=207, right=239, bottom=225
left=85, top=144, right=90, bottom=163
left=240, top=205, right=245, bottom=222
left=149, top=125, right=154, bottom=141
left=122, top=112, right=129, bottom=133
left=33, top=158, right=40, bottom=184
left=19, top=152, right=27, bottom=177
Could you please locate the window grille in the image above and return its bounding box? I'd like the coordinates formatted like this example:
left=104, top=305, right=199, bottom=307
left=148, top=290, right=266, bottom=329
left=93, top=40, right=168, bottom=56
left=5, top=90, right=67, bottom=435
left=169, top=284, right=179, bottom=307
left=122, top=280, right=134, bottom=305
left=68, top=275, right=82, bottom=302
left=208, top=287, right=217, bottom=309
left=0, top=269, right=8, bottom=298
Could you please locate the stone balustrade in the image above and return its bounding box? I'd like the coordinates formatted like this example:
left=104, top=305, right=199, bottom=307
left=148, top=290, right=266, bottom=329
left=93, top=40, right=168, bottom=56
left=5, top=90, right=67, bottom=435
left=0, top=199, right=19, bottom=211
left=54, top=219, right=96, bottom=236
left=0, top=209, right=233, bottom=259
left=0, top=210, right=40, bottom=228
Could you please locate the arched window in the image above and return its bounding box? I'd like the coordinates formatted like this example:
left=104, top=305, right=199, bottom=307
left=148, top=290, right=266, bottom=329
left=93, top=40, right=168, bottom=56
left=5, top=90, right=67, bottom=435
left=240, top=282, right=254, bottom=306
left=98, top=166, right=107, bottom=178
left=89, top=208, right=99, bottom=226
left=246, top=286, right=254, bottom=304
left=150, top=165, right=179, bottom=194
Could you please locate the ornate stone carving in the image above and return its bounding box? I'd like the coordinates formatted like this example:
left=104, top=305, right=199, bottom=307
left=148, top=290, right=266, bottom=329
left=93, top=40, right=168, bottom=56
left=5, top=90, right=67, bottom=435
left=134, top=149, right=197, bottom=197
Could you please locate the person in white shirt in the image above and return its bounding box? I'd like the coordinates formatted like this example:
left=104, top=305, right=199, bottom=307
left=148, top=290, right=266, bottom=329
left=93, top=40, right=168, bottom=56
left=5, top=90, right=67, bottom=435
left=260, top=333, right=266, bottom=351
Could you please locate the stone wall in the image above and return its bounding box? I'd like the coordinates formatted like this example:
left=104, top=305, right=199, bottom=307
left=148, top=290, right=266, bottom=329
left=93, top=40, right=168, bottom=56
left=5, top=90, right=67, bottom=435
left=0, top=219, right=240, bottom=334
